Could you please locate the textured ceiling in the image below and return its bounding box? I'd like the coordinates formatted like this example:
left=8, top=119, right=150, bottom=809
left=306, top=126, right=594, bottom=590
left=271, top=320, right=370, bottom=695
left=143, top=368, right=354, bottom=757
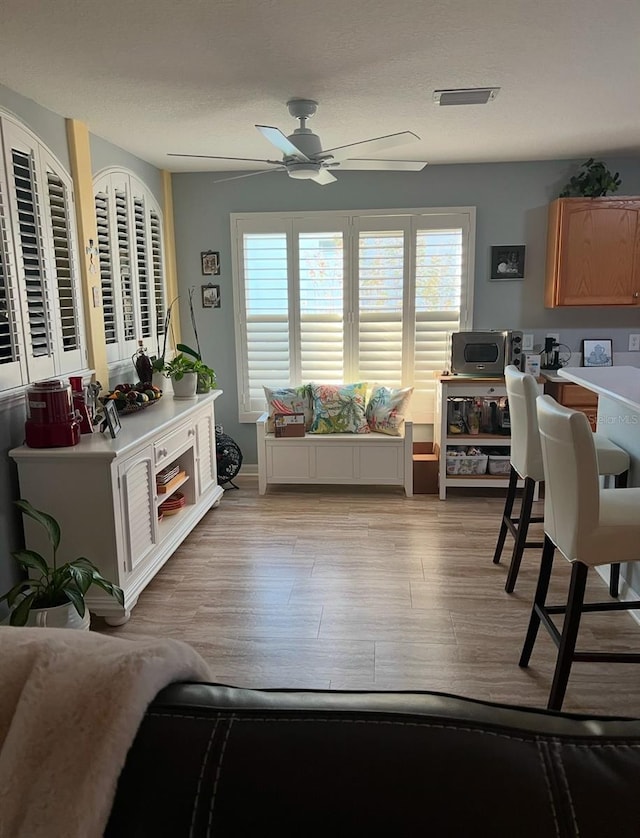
left=0, top=0, right=638, bottom=173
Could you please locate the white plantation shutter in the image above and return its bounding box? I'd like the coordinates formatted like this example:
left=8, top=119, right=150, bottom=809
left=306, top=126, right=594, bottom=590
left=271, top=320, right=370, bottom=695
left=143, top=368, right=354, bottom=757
left=0, top=113, right=87, bottom=392
left=241, top=230, right=290, bottom=412
left=43, top=161, right=84, bottom=374
left=115, top=187, right=136, bottom=345
left=134, top=197, right=152, bottom=338
left=298, top=231, right=344, bottom=383
left=0, top=172, right=25, bottom=388
left=150, top=209, right=165, bottom=338
left=95, top=190, right=118, bottom=348
left=356, top=228, right=406, bottom=387
left=232, top=209, right=474, bottom=423
left=94, top=171, right=167, bottom=365
left=412, top=222, right=469, bottom=421
left=10, top=146, right=54, bottom=380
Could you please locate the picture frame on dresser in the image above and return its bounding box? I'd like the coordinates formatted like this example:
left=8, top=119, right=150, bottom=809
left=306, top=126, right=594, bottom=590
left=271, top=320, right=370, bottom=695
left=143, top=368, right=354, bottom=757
left=103, top=399, right=122, bottom=438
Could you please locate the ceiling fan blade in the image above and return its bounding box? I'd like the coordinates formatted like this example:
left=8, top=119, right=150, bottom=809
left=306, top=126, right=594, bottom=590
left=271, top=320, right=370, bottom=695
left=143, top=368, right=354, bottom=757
left=256, top=125, right=310, bottom=161
left=211, top=168, right=285, bottom=184
left=167, top=153, right=281, bottom=164
left=337, top=159, right=428, bottom=172
left=320, top=131, right=420, bottom=163
left=310, top=169, right=338, bottom=185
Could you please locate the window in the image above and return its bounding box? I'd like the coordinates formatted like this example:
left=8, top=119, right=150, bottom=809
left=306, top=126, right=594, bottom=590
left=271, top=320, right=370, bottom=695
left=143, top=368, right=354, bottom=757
left=93, top=169, right=166, bottom=365
left=232, top=209, right=474, bottom=423
left=0, top=112, right=86, bottom=393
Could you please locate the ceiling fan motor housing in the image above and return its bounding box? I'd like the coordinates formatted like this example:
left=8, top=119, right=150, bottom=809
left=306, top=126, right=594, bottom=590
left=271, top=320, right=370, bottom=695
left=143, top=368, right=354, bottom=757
left=285, top=128, right=323, bottom=159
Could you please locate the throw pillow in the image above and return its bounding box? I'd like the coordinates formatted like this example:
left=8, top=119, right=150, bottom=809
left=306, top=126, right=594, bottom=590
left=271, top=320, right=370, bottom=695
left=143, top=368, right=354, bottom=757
left=263, top=385, right=313, bottom=433
left=309, top=382, right=370, bottom=434
left=365, top=384, right=413, bottom=436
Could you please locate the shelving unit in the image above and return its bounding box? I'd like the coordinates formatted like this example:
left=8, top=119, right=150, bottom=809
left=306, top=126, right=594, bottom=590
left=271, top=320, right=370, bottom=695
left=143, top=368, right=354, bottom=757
left=9, top=391, right=223, bottom=624
left=434, top=376, right=542, bottom=500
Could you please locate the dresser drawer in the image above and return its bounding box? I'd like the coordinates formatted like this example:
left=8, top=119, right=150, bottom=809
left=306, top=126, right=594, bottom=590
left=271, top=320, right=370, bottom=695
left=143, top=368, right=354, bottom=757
left=547, top=382, right=598, bottom=408
left=154, top=422, right=195, bottom=465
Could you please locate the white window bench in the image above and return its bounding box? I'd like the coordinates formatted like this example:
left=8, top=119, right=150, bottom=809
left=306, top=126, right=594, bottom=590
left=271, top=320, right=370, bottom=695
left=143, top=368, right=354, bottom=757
left=256, top=414, right=413, bottom=496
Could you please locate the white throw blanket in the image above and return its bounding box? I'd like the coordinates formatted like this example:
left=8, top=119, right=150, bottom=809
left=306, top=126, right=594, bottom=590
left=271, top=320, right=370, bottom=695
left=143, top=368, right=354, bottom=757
left=0, top=627, right=211, bottom=838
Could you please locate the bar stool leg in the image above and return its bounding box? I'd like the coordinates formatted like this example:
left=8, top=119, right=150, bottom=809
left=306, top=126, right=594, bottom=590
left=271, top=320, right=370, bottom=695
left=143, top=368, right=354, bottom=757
left=548, top=562, right=589, bottom=711
left=492, top=465, right=519, bottom=565
left=504, top=476, right=536, bottom=594
left=609, top=563, right=621, bottom=599
left=519, top=535, right=555, bottom=668
left=609, top=471, right=628, bottom=598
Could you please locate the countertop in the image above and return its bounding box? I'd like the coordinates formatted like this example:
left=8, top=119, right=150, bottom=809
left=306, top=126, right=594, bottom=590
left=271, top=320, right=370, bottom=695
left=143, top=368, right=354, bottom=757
left=558, top=366, right=640, bottom=413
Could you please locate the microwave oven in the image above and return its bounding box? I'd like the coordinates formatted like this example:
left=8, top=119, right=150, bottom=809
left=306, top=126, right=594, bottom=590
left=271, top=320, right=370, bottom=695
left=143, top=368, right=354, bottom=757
left=450, top=330, right=523, bottom=376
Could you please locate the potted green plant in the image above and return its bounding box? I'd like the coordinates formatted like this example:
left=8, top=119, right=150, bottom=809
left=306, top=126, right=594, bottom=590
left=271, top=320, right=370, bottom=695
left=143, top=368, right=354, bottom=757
left=559, top=158, right=622, bottom=198
left=176, top=343, right=217, bottom=393
left=0, top=499, right=124, bottom=628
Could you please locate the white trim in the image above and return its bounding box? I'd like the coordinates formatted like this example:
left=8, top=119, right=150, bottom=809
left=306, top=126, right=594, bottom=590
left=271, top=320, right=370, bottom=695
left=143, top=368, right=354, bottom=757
left=232, top=207, right=476, bottom=423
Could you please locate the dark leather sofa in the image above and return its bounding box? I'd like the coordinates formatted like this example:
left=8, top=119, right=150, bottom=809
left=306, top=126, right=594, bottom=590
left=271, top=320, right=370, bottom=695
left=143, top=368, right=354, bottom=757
left=106, top=683, right=640, bottom=837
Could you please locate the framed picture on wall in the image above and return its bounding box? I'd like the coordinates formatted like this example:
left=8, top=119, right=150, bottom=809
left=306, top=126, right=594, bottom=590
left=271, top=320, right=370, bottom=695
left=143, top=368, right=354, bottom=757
left=201, top=250, right=220, bottom=276
left=202, top=284, right=221, bottom=308
left=490, top=245, right=526, bottom=280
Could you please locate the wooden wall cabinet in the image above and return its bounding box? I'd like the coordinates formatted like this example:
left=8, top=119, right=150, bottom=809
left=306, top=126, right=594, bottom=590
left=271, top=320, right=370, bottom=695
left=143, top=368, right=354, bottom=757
left=545, top=197, right=640, bottom=307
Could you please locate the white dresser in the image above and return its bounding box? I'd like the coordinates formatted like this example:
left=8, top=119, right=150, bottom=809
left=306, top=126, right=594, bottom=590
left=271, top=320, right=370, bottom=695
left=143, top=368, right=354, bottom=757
left=9, top=391, right=224, bottom=624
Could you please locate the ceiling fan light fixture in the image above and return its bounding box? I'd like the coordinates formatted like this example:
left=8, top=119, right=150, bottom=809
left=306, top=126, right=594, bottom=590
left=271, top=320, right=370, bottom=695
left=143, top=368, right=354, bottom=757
left=286, top=162, right=322, bottom=180
left=433, top=88, right=500, bottom=106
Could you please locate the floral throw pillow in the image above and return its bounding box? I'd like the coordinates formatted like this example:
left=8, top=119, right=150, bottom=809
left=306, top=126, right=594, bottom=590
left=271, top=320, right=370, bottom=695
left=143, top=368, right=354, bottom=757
left=309, top=383, right=370, bottom=434
left=263, top=385, right=313, bottom=433
left=365, top=385, right=413, bottom=436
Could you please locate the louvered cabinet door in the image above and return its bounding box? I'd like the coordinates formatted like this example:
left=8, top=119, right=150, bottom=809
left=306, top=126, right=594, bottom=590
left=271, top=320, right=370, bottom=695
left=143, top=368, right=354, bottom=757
left=118, top=447, right=157, bottom=575
left=195, top=406, right=217, bottom=495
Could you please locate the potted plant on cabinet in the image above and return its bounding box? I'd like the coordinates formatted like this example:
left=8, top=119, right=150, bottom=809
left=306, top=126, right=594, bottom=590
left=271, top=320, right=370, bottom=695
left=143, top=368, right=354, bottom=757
left=559, top=158, right=622, bottom=198
left=0, top=500, right=124, bottom=628
left=164, top=353, right=212, bottom=399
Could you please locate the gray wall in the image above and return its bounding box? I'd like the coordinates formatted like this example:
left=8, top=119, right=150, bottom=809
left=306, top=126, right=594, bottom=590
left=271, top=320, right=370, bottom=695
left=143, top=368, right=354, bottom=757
left=171, top=157, right=640, bottom=463
left=90, top=134, right=164, bottom=206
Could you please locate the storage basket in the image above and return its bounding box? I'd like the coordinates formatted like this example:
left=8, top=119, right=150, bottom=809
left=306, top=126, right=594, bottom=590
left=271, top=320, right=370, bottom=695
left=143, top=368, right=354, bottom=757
left=446, top=454, right=488, bottom=475
left=488, top=454, right=511, bottom=476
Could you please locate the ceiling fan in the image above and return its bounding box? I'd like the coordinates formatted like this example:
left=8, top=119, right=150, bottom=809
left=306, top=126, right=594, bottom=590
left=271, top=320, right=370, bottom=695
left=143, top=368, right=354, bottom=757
left=168, top=99, right=428, bottom=186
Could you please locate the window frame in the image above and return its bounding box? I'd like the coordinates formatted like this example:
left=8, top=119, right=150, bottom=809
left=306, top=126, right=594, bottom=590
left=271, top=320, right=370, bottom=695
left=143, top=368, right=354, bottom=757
left=93, top=168, right=167, bottom=368
left=0, top=110, right=87, bottom=395
left=231, top=207, right=475, bottom=424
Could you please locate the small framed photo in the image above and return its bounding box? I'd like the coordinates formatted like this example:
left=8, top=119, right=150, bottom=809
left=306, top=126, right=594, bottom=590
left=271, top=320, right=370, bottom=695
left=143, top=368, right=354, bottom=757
left=582, top=339, right=613, bottom=367
left=201, top=250, right=220, bottom=276
left=490, top=245, right=526, bottom=280
left=202, top=284, right=220, bottom=308
left=103, top=399, right=122, bottom=438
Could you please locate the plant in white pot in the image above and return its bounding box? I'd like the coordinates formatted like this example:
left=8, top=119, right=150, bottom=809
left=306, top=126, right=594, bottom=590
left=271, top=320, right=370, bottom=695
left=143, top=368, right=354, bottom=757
left=0, top=500, right=124, bottom=628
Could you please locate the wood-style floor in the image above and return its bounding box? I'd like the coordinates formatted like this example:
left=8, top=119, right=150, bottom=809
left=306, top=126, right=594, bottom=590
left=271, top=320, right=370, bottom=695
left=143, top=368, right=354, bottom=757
left=96, top=479, right=640, bottom=716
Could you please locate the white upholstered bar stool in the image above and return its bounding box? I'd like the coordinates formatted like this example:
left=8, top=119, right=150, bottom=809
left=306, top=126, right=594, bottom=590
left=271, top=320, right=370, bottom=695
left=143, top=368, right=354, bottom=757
left=519, top=395, right=640, bottom=711
left=492, top=366, right=629, bottom=595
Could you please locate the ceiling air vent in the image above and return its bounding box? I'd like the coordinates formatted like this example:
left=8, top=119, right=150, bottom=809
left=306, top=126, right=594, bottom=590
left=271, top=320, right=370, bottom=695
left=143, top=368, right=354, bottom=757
left=433, top=88, right=500, bottom=106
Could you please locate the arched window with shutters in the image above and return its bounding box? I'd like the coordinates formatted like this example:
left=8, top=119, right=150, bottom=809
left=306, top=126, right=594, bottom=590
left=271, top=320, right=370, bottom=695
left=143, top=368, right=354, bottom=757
left=93, top=169, right=167, bottom=366
left=0, top=111, right=86, bottom=393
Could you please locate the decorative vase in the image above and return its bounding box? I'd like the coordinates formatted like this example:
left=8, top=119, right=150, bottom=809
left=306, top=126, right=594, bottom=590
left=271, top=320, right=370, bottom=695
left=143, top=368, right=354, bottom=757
left=27, top=600, right=91, bottom=630
left=171, top=373, right=198, bottom=400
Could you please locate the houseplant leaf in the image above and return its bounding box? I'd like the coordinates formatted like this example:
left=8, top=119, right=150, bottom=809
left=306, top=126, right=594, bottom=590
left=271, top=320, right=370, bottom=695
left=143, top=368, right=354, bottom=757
left=15, top=499, right=60, bottom=553
left=63, top=584, right=86, bottom=618
left=10, top=591, right=36, bottom=626
left=11, top=549, right=49, bottom=577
